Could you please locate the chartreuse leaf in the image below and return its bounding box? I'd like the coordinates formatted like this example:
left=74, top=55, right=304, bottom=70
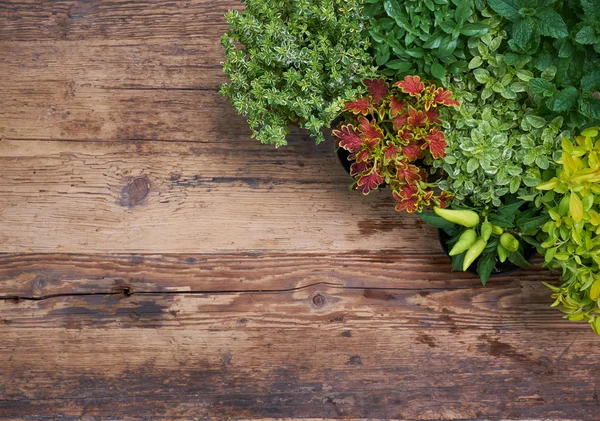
left=570, top=192, right=584, bottom=222
left=591, top=280, right=600, bottom=300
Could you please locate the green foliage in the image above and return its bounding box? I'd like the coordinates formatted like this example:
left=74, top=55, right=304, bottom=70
left=220, top=0, right=377, bottom=147
left=365, top=0, right=497, bottom=81
left=421, top=197, right=542, bottom=285
left=435, top=30, right=568, bottom=206
left=534, top=127, right=600, bottom=334
left=488, top=0, right=600, bottom=123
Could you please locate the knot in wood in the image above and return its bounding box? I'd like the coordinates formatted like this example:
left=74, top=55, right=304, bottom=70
left=124, top=176, right=150, bottom=207
left=312, top=293, right=326, bottom=307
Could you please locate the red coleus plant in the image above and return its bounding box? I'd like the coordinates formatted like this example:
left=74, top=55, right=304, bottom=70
left=333, top=76, right=458, bottom=213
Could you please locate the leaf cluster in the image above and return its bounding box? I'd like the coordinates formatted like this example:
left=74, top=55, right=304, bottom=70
left=533, top=127, right=600, bottom=333
left=220, top=0, right=377, bottom=147
left=434, top=30, right=569, bottom=206
left=420, top=198, right=546, bottom=285
left=365, top=0, right=498, bottom=81
left=488, top=0, right=600, bottom=123
left=333, top=77, right=458, bottom=212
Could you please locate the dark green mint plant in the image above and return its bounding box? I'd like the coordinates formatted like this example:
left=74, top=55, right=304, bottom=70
left=487, top=0, right=600, bottom=124
left=365, top=0, right=498, bottom=81
left=220, top=0, right=378, bottom=147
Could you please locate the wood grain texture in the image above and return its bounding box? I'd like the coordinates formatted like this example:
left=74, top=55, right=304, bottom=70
left=0, top=137, right=444, bottom=253
left=0, top=0, right=237, bottom=41
left=0, top=252, right=558, bottom=298
left=2, top=0, right=600, bottom=420
left=1, top=284, right=598, bottom=420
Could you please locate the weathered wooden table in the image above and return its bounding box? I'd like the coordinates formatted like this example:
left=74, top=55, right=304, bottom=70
left=0, top=1, right=598, bottom=420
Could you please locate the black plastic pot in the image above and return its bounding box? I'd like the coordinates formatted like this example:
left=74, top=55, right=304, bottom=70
left=438, top=228, right=537, bottom=277
left=336, top=146, right=352, bottom=175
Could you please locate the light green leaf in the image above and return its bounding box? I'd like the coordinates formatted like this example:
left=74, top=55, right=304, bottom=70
left=570, top=192, right=584, bottom=222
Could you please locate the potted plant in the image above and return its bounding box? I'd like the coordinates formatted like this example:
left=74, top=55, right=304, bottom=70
left=531, top=127, right=600, bottom=333
left=219, top=0, right=600, bottom=333
left=219, top=0, right=377, bottom=147
left=332, top=76, right=457, bottom=212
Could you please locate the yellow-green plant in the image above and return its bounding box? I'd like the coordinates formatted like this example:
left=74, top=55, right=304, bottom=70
left=534, top=127, right=600, bottom=333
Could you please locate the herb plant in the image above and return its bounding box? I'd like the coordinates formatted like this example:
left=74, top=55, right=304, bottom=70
left=220, top=0, right=377, bottom=147
left=420, top=198, right=546, bottom=285
left=365, top=0, right=498, bottom=81
left=435, top=30, right=568, bottom=206
left=488, top=0, right=600, bottom=123
left=333, top=76, right=458, bottom=212
left=533, top=127, right=600, bottom=333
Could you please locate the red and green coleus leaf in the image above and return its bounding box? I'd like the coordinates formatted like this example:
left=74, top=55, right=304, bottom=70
left=392, top=184, right=420, bottom=213
left=437, top=191, right=453, bottom=209
left=358, top=117, right=384, bottom=148
left=423, top=127, right=447, bottom=159
left=394, top=75, right=425, bottom=96
left=402, top=143, right=424, bottom=161
left=364, top=79, right=389, bottom=105
left=425, top=109, right=441, bottom=124
left=357, top=168, right=383, bottom=194
left=389, top=97, right=407, bottom=117
left=382, top=142, right=401, bottom=164
left=396, top=161, right=424, bottom=184
left=433, top=87, right=460, bottom=107
left=408, top=107, right=427, bottom=127
left=333, top=124, right=363, bottom=153
left=344, top=97, right=371, bottom=115
left=349, top=161, right=369, bottom=176
left=393, top=114, right=408, bottom=131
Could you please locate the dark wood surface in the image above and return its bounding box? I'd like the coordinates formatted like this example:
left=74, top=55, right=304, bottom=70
left=1, top=1, right=599, bottom=420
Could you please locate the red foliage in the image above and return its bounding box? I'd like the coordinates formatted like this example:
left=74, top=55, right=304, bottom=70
left=357, top=169, right=383, bottom=194
left=364, top=79, right=389, bottom=105
left=344, top=97, right=371, bottom=115
left=332, top=76, right=458, bottom=213
left=394, top=75, right=425, bottom=96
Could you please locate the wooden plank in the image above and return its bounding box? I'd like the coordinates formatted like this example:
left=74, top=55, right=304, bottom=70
left=0, top=287, right=597, bottom=419
left=0, top=0, right=238, bottom=41
left=0, top=252, right=558, bottom=298
left=0, top=138, right=445, bottom=253
left=0, top=39, right=226, bottom=91
left=1, top=82, right=248, bottom=141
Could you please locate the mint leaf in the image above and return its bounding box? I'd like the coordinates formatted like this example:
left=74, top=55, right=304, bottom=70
left=575, top=26, right=596, bottom=45
left=529, top=78, right=554, bottom=95
left=488, top=0, right=520, bottom=20
left=535, top=8, right=568, bottom=39
left=551, top=86, right=579, bottom=112
left=512, top=17, right=535, bottom=49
